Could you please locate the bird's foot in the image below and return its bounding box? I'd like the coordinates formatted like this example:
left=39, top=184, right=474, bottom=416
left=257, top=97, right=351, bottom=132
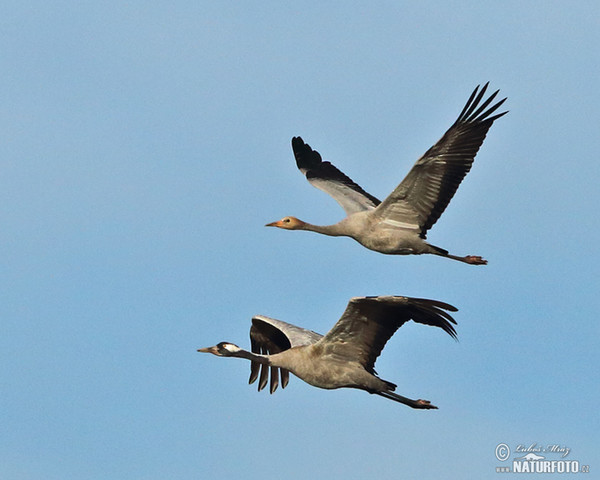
left=415, top=399, right=438, bottom=410
left=464, top=255, right=487, bottom=265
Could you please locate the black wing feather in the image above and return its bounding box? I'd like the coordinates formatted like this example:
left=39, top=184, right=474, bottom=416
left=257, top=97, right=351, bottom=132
left=249, top=319, right=292, bottom=394
left=292, top=137, right=381, bottom=212
left=320, top=296, right=458, bottom=376
left=375, top=83, right=507, bottom=238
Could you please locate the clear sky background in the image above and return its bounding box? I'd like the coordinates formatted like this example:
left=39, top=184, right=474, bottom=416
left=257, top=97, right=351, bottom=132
left=1, top=2, right=599, bottom=479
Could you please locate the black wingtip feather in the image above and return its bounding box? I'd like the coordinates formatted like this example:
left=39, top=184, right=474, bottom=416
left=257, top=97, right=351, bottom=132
left=290, top=135, right=382, bottom=208
left=292, top=136, right=323, bottom=171
left=269, top=367, right=279, bottom=394
left=407, top=298, right=459, bottom=340
left=456, top=83, right=507, bottom=126
left=249, top=363, right=259, bottom=385
left=281, top=370, right=289, bottom=389
left=456, top=84, right=483, bottom=120
left=461, top=83, right=490, bottom=120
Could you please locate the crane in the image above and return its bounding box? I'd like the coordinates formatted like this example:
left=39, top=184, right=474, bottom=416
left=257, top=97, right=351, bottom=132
left=198, top=295, right=457, bottom=409
left=266, top=83, right=507, bottom=264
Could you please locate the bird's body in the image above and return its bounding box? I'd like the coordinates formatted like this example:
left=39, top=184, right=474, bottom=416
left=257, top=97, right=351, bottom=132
left=199, top=296, right=458, bottom=409
left=267, top=83, right=507, bottom=264
left=258, top=342, right=390, bottom=392
left=284, top=211, right=439, bottom=255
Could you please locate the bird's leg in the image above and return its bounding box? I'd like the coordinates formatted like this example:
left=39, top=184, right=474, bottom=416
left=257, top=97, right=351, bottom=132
left=428, top=244, right=487, bottom=265
left=412, top=399, right=437, bottom=409
left=444, top=253, right=488, bottom=265
left=463, top=255, right=487, bottom=265
left=376, top=390, right=438, bottom=409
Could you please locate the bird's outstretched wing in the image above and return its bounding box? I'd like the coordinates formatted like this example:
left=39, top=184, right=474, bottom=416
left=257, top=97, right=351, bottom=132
left=249, top=315, right=322, bottom=394
left=318, top=296, right=457, bottom=375
left=374, top=83, right=507, bottom=238
left=292, top=136, right=381, bottom=215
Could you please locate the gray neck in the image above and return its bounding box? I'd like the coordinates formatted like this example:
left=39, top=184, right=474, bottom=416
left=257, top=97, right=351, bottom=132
left=235, top=349, right=271, bottom=365
left=237, top=348, right=300, bottom=373
left=299, top=221, right=347, bottom=237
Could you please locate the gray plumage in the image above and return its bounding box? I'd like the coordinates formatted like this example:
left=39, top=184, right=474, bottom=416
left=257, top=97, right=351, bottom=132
left=266, top=83, right=507, bottom=264
left=198, top=296, right=458, bottom=409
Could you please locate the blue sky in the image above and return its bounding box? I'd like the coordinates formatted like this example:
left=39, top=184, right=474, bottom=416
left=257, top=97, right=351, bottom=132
left=1, top=1, right=598, bottom=479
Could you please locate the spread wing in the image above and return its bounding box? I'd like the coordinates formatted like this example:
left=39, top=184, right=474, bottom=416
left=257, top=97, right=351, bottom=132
left=249, top=315, right=322, bottom=394
left=374, top=83, right=507, bottom=238
left=292, top=136, right=381, bottom=215
left=318, top=296, right=457, bottom=375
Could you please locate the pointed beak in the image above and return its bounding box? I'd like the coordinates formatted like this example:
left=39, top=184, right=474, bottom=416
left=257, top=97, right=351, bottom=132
left=265, top=220, right=281, bottom=227
left=197, top=346, right=216, bottom=354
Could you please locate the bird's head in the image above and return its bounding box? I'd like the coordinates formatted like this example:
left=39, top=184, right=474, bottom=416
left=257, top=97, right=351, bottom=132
left=265, top=216, right=305, bottom=230
left=197, top=342, right=242, bottom=357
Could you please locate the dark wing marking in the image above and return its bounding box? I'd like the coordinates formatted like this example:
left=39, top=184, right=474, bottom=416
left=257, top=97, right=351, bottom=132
left=318, top=296, right=457, bottom=375
left=249, top=315, right=322, bottom=394
left=292, top=136, right=380, bottom=215
left=375, top=83, right=507, bottom=238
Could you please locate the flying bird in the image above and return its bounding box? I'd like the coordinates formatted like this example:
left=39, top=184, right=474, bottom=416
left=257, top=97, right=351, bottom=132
left=266, top=83, right=507, bottom=264
left=198, top=295, right=457, bottom=409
